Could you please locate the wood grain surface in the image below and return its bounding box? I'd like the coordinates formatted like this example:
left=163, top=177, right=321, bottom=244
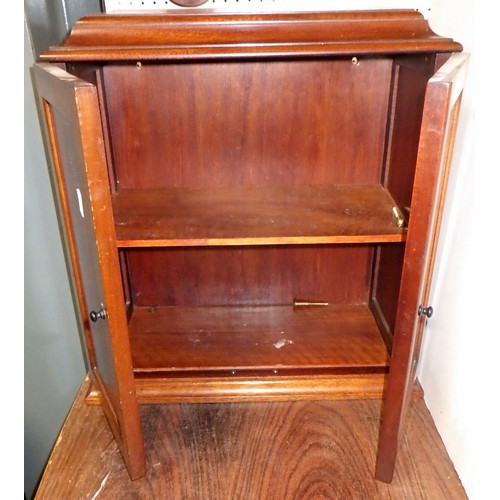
left=33, top=63, right=146, bottom=479
left=103, top=59, right=390, bottom=191
left=39, top=10, right=462, bottom=61
left=113, top=185, right=406, bottom=247
left=35, top=377, right=466, bottom=499
left=86, top=373, right=390, bottom=405
left=125, top=245, right=375, bottom=308
left=375, top=53, right=469, bottom=482
left=129, top=304, right=389, bottom=372
left=371, top=55, right=437, bottom=344
left=33, top=8, right=467, bottom=487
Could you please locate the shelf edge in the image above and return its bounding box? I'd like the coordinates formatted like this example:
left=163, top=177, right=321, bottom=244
left=116, top=234, right=406, bottom=248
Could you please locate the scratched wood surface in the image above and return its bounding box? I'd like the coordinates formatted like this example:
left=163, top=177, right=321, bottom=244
left=129, top=304, right=389, bottom=372
left=35, top=378, right=466, bottom=499
left=113, top=185, right=405, bottom=247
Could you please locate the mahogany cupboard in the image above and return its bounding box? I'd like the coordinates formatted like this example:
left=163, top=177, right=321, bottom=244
left=33, top=9, right=468, bottom=482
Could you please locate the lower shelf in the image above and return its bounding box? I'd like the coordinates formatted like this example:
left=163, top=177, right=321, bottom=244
left=88, top=303, right=398, bottom=404
left=129, top=304, right=389, bottom=372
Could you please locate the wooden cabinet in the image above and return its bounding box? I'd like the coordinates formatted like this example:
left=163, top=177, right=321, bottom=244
left=33, top=9, right=468, bottom=483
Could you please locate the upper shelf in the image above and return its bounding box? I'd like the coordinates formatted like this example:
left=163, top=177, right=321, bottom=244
left=40, top=10, right=462, bottom=61
left=112, top=184, right=406, bottom=247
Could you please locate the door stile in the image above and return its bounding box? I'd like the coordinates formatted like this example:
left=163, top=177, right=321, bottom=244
left=375, top=53, right=469, bottom=482
left=403, top=96, right=463, bottom=403
left=73, top=81, right=145, bottom=478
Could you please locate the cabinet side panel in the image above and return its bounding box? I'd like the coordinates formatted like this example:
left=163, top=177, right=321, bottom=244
left=103, top=59, right=392, bottom=188
left=372, top=55, right=436, bottom=340
left=384, top=55, right=436, bottom=209
left=127, top=246, right=373, bottom=307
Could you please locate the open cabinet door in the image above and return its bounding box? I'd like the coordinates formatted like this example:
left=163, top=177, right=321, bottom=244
left=375, top=53, right=469, bottom=482
left=33, top=63, right=146, bottom=480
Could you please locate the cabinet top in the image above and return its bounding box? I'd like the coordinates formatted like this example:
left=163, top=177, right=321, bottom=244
left=40, top=9, right=462, bottom=62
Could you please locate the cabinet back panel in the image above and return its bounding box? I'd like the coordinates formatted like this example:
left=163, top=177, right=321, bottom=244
left=103, top=59, right=392, bottom=188
left=126, top=246, right=373, bottom=307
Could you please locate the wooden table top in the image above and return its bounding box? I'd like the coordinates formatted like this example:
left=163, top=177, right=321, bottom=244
left=35, top=376, right=466, bottom=499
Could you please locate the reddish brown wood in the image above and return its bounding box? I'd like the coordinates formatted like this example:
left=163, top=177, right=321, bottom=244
left=36, top=378, right=465, bottom=500
left=87, top=373, right=389, bottom=405
left=113, top=185, right=405, bottom=247
left=128, top=304, right=389, bottom=372
left=34, top=10, right=465, bottom=483
left=95, top=68, right=119, bottom=193
left=401, top=100, right=463, bottom=403
left=118, top=250, right=133, bottom=321
left=370, top=243, right=405, bottom=349
left=103, top=59, right=391, bottom=190
left=87, top=375, right=428, bottom=406
left=63, top=63, right=120, bottom=192
left=384, top=55, right=438, bottom=212
left=126, top=245, right=374, bottom=308
left=39, top=10, right=462, bottom=61
left=375, top=53, right=469, bottom=482
left=371, top=55, right=438, bottom=345
left=33, top=63, right=146, bottom=480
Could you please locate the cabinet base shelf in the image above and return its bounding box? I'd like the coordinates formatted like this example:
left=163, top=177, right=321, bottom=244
left=85, top=373, right=386, bottom=404
left=85, top=374, right=425, bottom=404
left=86, top=303, right=409, bottom=404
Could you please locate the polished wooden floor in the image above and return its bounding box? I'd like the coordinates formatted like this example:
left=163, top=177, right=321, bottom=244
left=35, top=377, right=466, bottom=499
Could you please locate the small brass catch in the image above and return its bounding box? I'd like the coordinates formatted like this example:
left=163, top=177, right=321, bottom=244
left=293, top=299, right=329, bottom=307
left=392, top=206, right=406, bottom=228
